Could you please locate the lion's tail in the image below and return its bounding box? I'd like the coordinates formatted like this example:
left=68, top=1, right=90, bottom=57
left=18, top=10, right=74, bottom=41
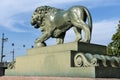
left=83, top=7, right=92, bottom=40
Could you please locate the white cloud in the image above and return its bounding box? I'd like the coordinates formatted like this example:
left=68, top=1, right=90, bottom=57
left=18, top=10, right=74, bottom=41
left=0, top=18, right=26, bottom=32
left=91, top=19, right=118, bottom=45
left=0, top=0, right=82, bottom=18
left=0, top=0, right=119, bottom=32
left=0, top=0, right=119, bottom=17
left=0, top=0, right=83, bottom=32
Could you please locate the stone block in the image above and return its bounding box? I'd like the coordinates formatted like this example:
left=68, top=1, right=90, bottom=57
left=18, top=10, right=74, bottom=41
left=5, top=42, right=120, bottom=78
left=27, top=42, right=106, bottom=55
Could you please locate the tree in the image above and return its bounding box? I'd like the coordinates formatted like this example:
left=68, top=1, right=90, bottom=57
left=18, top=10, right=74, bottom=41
left=107, top=20, right=120, bottom=56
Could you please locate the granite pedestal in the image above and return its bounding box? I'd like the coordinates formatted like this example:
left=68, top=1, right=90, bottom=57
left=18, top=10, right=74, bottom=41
left=5, top=42, right=120, bottom=78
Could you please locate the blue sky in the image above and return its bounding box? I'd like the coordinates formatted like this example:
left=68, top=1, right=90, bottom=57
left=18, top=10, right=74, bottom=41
left=0, top=0, right=120, bottom=62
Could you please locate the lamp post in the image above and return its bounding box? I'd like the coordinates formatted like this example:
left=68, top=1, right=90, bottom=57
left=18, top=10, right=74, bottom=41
left=11, top=43, right=15, bottom=62
left=1, top=33, right=8, bottom=62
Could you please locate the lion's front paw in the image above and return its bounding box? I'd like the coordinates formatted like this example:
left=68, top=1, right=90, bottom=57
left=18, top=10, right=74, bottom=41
left=35, top=42, right=46, bottom=48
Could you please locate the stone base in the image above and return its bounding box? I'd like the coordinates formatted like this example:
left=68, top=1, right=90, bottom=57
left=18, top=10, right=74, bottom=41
left=5, top=42, right=120, bottom=78
left=5, top=50, right=96, bottom=77
left=5, top=67, right=120, bottom=78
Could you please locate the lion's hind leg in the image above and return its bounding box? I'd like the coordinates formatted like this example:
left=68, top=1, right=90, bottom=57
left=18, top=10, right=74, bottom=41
left=72, top=20, right=90, bottom=43
left=70, top=11, right=90, bottom=43
left=73, top=27, right=82, bottom=42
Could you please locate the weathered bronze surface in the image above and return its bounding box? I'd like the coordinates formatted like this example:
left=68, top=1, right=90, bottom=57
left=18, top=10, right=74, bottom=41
left=31, top=6, right=92, bottom=47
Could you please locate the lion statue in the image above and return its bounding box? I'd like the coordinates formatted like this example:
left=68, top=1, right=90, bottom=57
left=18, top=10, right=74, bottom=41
left=31, top=5, right=92, bottom=47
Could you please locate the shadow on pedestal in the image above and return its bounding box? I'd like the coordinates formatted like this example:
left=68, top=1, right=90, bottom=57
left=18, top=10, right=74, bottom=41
left=95, top=67, right=120, bottom=78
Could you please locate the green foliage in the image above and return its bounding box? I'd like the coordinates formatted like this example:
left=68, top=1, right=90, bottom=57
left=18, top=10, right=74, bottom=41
left=107, top=41, right=120, bottom=56
left=112, top=24, right=120, bottom=41
left=107, top=21, right=120, bottom=56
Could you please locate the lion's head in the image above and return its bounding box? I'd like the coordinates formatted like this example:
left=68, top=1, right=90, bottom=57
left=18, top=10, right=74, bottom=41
left=31, top=6, right=61, bottom=29
left=31, top=6, right=46, bottom=29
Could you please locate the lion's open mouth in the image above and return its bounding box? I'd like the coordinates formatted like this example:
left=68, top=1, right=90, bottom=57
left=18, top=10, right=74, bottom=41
left=31, top=20, right=38, bottom=27
left=33, top=24, right=39, bottom=28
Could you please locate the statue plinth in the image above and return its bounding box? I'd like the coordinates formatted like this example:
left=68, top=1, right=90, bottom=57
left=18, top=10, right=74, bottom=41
left=5, top=42, right=120, bottom=78
left=27, top=42, right=106, bottom=55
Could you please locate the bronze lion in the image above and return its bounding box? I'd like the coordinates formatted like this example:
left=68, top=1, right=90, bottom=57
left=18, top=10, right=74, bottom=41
left=31, top=5, right=92, bottom=47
